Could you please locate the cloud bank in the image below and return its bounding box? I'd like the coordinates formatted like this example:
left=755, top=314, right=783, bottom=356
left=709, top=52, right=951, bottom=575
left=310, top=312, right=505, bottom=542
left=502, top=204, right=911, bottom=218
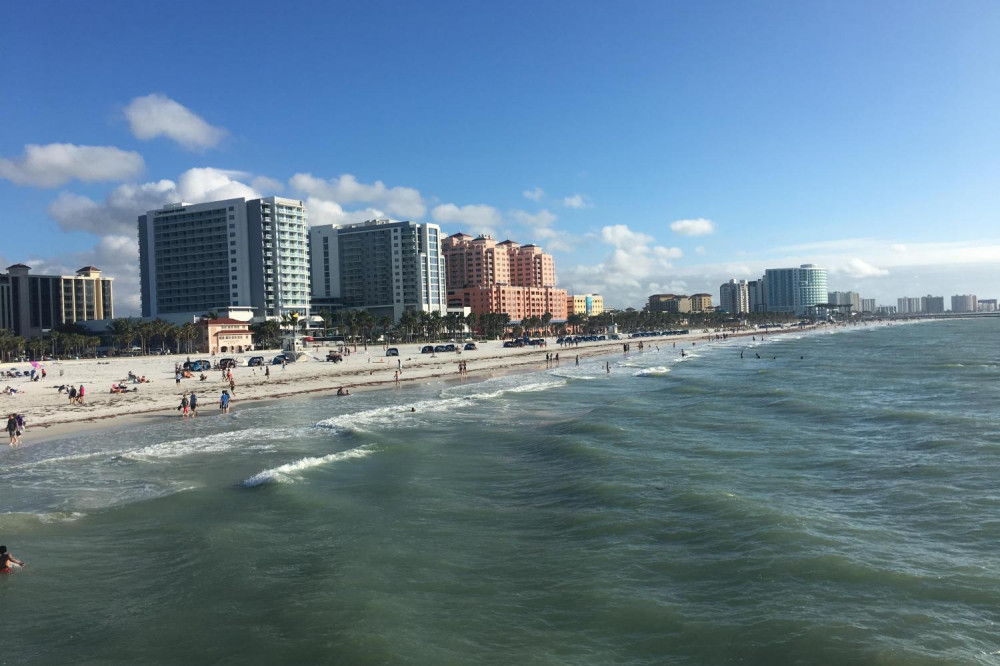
left=0, top=143, right=144, bottom=187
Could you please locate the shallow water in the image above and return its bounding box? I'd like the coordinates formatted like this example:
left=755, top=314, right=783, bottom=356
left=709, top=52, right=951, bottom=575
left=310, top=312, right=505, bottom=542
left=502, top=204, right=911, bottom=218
left=3, top=319, right=1000, bottom=664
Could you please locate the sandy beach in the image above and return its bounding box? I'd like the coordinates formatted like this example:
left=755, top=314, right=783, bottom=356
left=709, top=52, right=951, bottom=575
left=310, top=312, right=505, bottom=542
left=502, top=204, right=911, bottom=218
left=2, top=324, right=821, bottom=443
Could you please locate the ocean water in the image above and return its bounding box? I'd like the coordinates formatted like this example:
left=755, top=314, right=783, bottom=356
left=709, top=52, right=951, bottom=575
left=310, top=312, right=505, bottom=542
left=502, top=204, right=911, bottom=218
left=3, top=319, right=1000, bottom=665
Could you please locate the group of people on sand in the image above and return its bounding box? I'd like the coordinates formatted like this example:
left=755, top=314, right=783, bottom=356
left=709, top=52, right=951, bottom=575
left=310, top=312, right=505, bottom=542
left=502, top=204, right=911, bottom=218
left=178, top=390, right=233, bottom=416
left=65, top=384, right=85, bottom=404
left=6, top=413, right=25, bottom=447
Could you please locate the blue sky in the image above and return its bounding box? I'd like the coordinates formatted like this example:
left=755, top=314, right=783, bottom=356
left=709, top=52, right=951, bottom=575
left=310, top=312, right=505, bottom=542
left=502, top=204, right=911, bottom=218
left=3, top=1, right=999, bottom=313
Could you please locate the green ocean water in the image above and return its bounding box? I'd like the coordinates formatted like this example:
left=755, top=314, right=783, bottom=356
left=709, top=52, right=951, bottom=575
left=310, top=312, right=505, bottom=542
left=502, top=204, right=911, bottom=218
left=2, top=319, right=1000, bottom=665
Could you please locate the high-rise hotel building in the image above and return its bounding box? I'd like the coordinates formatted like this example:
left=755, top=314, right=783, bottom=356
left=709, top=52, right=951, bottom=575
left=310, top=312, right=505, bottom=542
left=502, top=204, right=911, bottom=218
left=0, top=264, right=114, bottom=338
left=138, top=197, right=310, bottom=321
left=765, top=264, right=828, bottom=316
left=309, top=220, right=447, bottom=321
left=442, top=234, right=568, bottom=322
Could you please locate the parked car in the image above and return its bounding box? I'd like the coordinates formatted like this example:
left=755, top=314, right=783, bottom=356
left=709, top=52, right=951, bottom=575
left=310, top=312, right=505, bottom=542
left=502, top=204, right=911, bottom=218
left=272, top=354, right=295, bottom=365
left=421, top=345, right=435, bottom=354
left=219, top=358, right=237, bottom=369
left=385, top=348, right=400, bottom=357
left=183, top=360, right=211, bottom=372
left=464, top=343, right=478, bottom=350
left=326, top=351, right=343, bottom=363
left=248, top=356, right=265, bottom=367
left=444, top=344, right=456, bottom=352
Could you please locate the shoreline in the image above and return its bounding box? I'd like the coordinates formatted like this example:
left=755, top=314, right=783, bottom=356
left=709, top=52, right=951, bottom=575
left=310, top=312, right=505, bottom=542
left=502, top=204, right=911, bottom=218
left=6, top=323, right=836, bottom=445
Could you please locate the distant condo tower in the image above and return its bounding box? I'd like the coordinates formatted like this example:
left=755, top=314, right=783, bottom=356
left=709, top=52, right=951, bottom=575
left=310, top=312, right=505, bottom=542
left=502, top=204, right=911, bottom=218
left=138, top=197, right=311, bottom=322
left=0, top=264, right=114, bottom=338
left=764, top=264, right=828, bottom=316
left=719, top=279, right=750, bottom=314
left=309, top=219, right=447, bottom=321
left=442, top=234, right=568, bottom=322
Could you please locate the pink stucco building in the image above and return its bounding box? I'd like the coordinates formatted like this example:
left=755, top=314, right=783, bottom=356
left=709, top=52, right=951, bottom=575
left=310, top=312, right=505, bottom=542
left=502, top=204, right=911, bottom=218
left=443, top=234, right=567, bottom=322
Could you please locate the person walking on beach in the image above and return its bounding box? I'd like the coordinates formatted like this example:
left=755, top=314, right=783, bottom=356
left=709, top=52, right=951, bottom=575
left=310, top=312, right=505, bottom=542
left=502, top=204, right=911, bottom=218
left=78, top=385, right=85, bottom=405
left=0, top=545, right=25, bottom=573
left=179, top=394, right=189, bottom=419
left=228, top=377, right=236, bottom=395
left=220, top=390, right=231, bottom=413
left=189, top=392, right=198, bottom=417
left=265, top=365, right=270, bottom=380
left=6, top=414, right=19, bottom=447
left=68, top=385, right=77, bottom=404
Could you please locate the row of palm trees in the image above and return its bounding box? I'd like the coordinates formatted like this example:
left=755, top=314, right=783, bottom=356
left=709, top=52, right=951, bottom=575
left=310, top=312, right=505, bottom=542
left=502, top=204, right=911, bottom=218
left=108, top=318, right=201, bottom=355
left=0, top=327, right=102, bottom=362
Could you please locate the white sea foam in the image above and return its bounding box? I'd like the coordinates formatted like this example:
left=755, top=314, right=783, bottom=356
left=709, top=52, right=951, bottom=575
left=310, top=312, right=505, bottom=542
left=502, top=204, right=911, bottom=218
left=120, top=426, right=293, bottom=461
left=634, top=366, right=671, bottom=377
left=0, top=510, right=88, bottom=528
left=242, top=445, right=374, bottom=487
left=316, top=397, right=468, bottom=432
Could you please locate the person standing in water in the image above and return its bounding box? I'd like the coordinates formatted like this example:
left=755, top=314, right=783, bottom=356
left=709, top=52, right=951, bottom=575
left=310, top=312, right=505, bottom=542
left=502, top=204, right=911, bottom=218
left=0, top=545, right=24, bottom=573
left=189, top=392, right=198, bottom=417
left=6, top=413, right=19, bottom=447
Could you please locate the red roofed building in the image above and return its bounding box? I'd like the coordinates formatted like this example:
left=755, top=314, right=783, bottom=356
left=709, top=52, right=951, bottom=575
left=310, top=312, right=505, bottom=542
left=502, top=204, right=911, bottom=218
left=198, top=317, right=255, bottom=354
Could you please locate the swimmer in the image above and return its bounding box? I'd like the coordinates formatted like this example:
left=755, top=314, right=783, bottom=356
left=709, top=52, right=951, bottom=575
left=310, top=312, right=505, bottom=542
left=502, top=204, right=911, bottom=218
left=0, top=545, right=24, bottom=573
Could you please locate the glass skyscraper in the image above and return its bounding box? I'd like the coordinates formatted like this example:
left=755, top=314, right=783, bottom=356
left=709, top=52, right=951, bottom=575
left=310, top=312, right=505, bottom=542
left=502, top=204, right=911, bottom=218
left=764, top=264, right=828, bottom=316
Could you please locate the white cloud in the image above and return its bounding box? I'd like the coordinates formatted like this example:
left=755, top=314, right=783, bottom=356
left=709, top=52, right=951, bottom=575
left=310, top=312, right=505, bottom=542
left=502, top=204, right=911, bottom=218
left=124, top=94, right=228, bottom=150
left=290, top=172, right=425, bottom=219
left=670, top=218, right=716, bottom=236
left=431, top=203, right=502, bottom=236
left=563, top=193, right=591, bottom=209
left=834, top=258, right=890, bottom=278
left=47, top=168, right=259, bottom=236
left=560, top=224, right=683, bottom=307
left=251, top=176, right=285, bottom=194
left=510, top=209, right=558, bottom=228
left=510, top=209, right=578, bottom=252
left=695, top=246, right=707, bottom=255
left=305, top=197, right=386, bottom=226
left=26, top=234, right=143, bottom=314
left=523, top=187, right=544, bottom=201
left=0, top=143, right=144, bottom=187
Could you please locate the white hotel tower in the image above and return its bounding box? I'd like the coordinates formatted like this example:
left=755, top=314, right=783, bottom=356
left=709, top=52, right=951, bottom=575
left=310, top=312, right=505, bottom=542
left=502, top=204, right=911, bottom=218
left=138, top=196, right=310, bottom=322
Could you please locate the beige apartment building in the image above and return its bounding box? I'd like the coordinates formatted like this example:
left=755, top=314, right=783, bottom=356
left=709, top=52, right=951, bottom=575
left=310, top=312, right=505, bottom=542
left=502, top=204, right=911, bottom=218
left=0, top=264, right=114, bottom=338
left=689, top=293, right=713, bottom=311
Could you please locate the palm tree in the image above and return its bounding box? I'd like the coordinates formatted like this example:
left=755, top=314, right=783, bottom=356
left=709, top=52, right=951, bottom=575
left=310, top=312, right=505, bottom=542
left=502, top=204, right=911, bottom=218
left=163, top=323, right=180, bottom=354
left=110, top=317, right=137, bottom=354
left=465, top=312, right=479, bottom=338
left=250, top=320, right=280, bottom=350
left=378, top=315, right=394, bottom=344
left=399, top=309, right=419, bottom=343
left=317, top=309, right=335, bottom=337
left=541, top=311, right=553, bottom=337
left=135, top=321, right=156, bottom=355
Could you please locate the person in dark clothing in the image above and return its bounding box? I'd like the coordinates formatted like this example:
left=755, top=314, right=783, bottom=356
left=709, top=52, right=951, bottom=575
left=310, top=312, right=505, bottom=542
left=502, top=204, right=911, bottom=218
left=0, top=545, right=24, bottom=573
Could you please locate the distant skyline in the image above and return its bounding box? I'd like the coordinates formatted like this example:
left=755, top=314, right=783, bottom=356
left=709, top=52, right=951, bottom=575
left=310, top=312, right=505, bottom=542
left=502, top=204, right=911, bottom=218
left=3, top=1, right=999, bottom=314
